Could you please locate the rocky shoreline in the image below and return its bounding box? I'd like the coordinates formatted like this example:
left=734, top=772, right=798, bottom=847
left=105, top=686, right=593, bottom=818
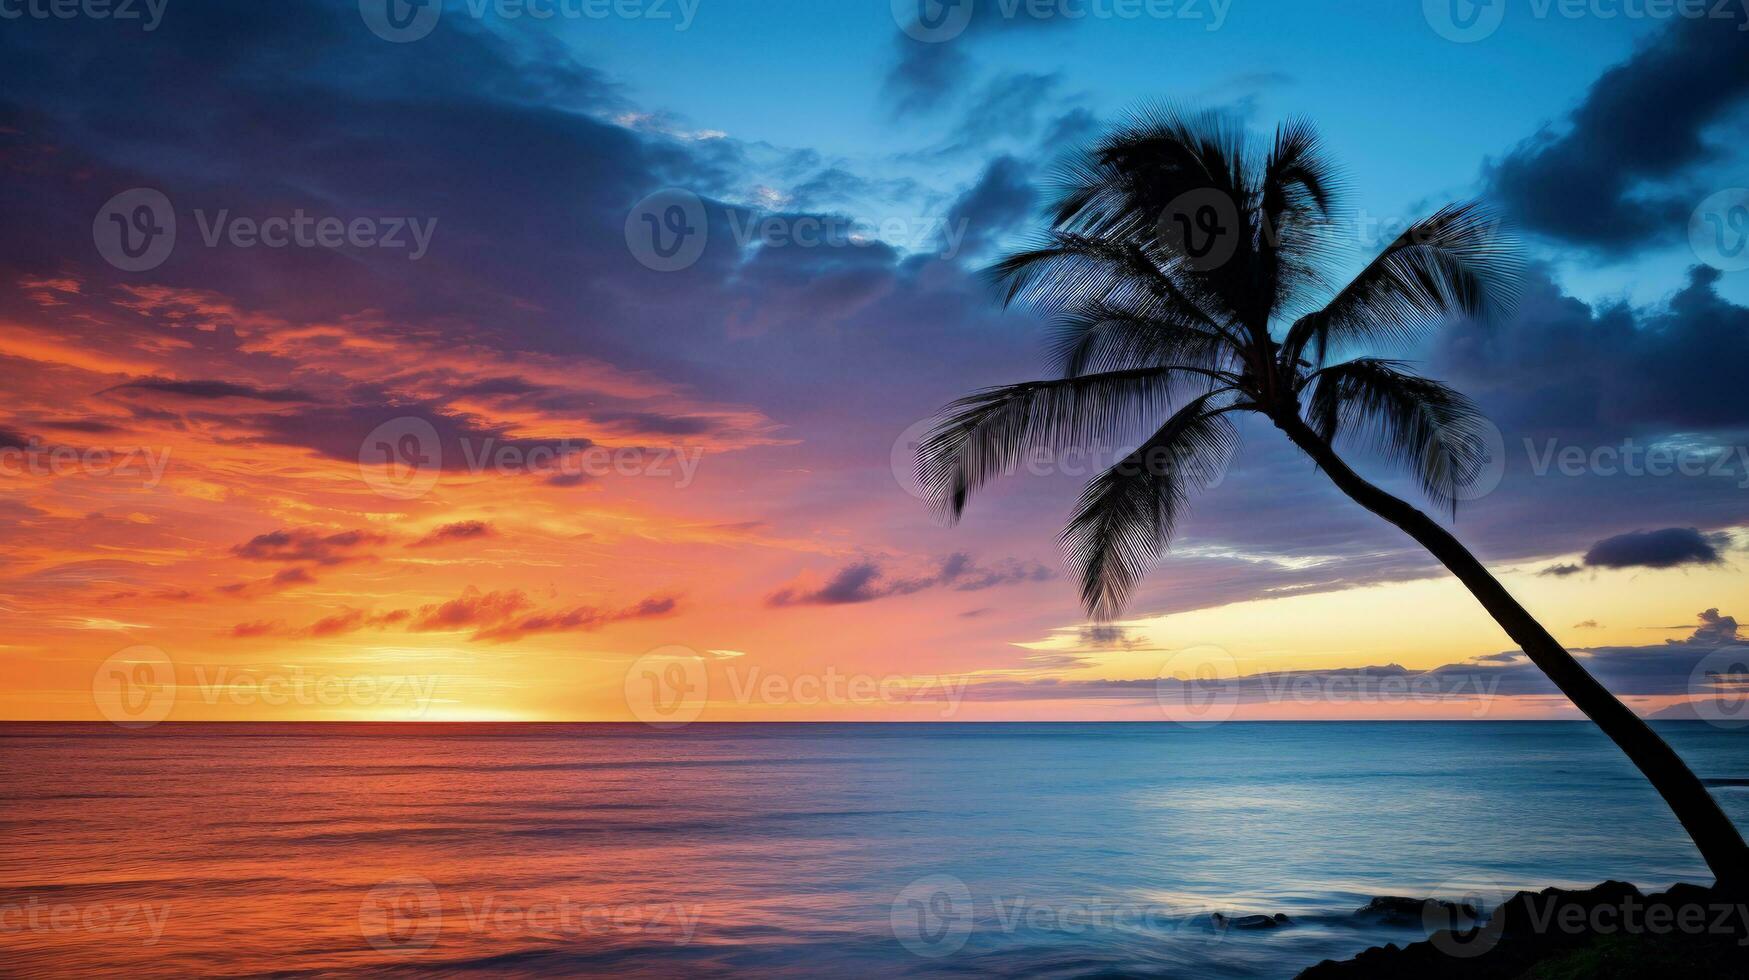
left=1296, top=881, right=1747, bottom=978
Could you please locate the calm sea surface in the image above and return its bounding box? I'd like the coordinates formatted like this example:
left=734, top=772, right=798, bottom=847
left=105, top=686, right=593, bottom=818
left=3, top=722, right=1746, bottom=977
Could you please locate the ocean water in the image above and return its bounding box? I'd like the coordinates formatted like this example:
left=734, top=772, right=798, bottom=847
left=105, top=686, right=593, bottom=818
left=2, top=722, right=1746, bottom=977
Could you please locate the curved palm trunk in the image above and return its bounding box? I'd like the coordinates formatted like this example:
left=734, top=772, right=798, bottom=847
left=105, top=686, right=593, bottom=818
left=1271, top=413, right=1749, bottom=893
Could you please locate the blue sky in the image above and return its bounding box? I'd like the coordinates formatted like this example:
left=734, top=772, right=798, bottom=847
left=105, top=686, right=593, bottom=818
left=517, top=0, right=1740, bottom=306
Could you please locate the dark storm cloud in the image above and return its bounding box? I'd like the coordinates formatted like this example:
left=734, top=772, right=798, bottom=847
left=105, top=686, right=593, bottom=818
left=1405, top=262, right=1749, bottom=563
left=943, top=155, right=1036, bottom=258
left=1582, top=527, right=1725, bottom=570
left=1438, top=265, right=1749, bottom=434
left=1485, top=11, right=1749, bottom=251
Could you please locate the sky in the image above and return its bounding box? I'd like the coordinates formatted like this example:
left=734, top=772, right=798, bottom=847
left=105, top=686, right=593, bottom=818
left=1, top=0, right=1748, bottom=722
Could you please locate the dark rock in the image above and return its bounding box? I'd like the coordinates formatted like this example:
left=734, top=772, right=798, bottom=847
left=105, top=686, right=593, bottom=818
left=1297, top=881, right=1749, bottom=979
left=1213, top=911, right=1292, bottom=930
left=1352, top=896, right=1478, bottom=927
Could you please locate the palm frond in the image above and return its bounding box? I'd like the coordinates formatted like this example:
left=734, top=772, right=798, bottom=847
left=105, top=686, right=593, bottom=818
left=917, top=368, right=1180, bottom=523
left=1062, top=392, right=1240, bottom=620
left=1304, top=358, right=1490, bottom=516
left=1282, top=202, right=1520, bottom=366
left=1049, top=296, right=1239, bottom=377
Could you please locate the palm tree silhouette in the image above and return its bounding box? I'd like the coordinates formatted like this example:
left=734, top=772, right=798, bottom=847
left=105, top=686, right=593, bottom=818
left=918, top=109, right=1747, bottom=890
